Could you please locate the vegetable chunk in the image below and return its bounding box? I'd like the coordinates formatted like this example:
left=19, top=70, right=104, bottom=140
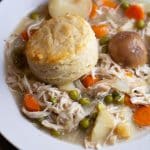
left=90, top=105, right=115, bottom=144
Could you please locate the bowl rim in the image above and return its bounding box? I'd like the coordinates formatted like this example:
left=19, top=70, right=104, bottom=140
left=0, top=0, right=150, bottom=150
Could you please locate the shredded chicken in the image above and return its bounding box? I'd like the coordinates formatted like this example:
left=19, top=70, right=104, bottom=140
left=27, top=18, right=45, bottom=37
left=6, top=39, right=86, bottom=132
left=10, top=71, right=86, bottom=132
left=5, top=1, right=150, bottom=149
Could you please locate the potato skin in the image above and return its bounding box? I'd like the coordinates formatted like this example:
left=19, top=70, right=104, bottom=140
left=108, top=31, right=148, bottom=68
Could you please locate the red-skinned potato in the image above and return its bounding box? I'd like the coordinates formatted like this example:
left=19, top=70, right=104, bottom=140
left=109, top=31, right=148, bottom=68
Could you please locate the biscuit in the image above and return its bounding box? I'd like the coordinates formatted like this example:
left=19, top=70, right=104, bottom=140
left=26, top=14, right=98, bottom=85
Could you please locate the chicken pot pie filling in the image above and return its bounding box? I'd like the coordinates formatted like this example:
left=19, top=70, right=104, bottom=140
left=6, top=0, right=150, bottom=149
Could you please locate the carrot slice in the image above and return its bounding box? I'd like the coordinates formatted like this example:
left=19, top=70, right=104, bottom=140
left=23, top=94, right=41, bottom=112
left=90, top=3, right=98, bottom=19
left=124, top=94, right=135, bottom=108
left=92, top=24, right=109, bottom=38
left=102, top=0, right=118, bottom=9
left=125, top=5, right=145, bottom=20
left=21, top=29, right=37, bottom=41
left=133, top=105, right=150, bottom=126
left=21, top=30, right=29, bottom=41
left=81, top=75, right=99, bottom=88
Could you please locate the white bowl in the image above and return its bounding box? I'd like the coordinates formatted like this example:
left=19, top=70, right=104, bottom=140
left=0, top=0, right=150, bottom=150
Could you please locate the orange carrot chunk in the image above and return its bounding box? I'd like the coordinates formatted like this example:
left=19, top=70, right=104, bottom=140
left=102, top=0, right=118, bottom=9
left=92, top=24, right=109, bottom=38
left=90, top=3, right=98, bottom=19
left=125, top=5, right=145, bottom=20
left=124, top=94, right=135, bottom=108
left=21, top=30, right=29, bottom=41
left=21, top=29, right=37, bottom=41
left=133, top=106, right=150, bottom=126
left=23, top=94, right=41, bottom=112
left=81, top=75, right=99, bottom=88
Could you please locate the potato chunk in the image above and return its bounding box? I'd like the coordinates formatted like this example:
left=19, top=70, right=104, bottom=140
left=90, top=106, right=115, bottom=144
left=109, top=31, right=147, bottom=68
left=48, top=0, right=92, bottom=19
left=115, top=122, right=132, bottom=139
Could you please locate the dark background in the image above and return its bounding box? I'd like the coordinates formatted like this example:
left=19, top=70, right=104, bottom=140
left=0, top=135, right=16, bottom=150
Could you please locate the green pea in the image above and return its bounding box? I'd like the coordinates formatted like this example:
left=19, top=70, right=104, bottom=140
left=101, top=45, right=108, bottom=53
left=113, top=95, right=124, bottom=105
left=112, top=91, right=123, bottom=104
left=68, top=90, right=79, bottom=101
left=49, top=97, right=57, bottom=104
left=112, top=91, right=120, bottom=98
left=50, top=129, right=61, bottom=137
left=135, top=20, right=145, bottom=30
left=30, top=12, right=40, bottom=20
left=121, top=1, right=130, bottom=9
left=99, top=36, right=110, bottom=45
left=79, top=98, right=91, bottom=106
left=79, top=118, right=90, bottom=129
left=104, top=95, right=113, bottom=104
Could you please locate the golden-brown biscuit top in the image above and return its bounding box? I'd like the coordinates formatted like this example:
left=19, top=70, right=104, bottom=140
left=26, top=14, right=95, bottom=64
